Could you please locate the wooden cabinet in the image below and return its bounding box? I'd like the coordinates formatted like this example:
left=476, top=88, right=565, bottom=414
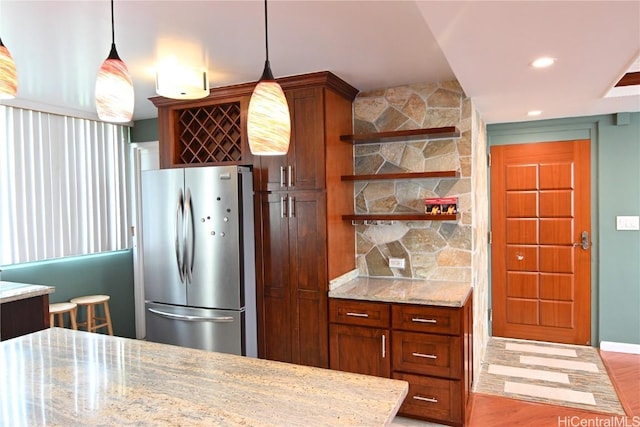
left=1, top=294, right=50, bottom=341
left=255, top=72, right=358, bottom=368
left=329, top=295, right=473, bottom=426
left=329, top=299, right=391, bottom=377
left=257, top=191, right=328, bottom=366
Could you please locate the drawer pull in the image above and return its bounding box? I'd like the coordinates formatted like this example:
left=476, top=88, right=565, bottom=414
left=412, top=317, right=437, bottom=324
left=382, top=334, right=386, bottom=358
left=412, top=352, right=437, bottom=359
left=413, top=395, right=438, bottom=404
left=346, top=312, right=369, bottom=318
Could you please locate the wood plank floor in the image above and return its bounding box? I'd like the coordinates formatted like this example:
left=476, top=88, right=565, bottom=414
left=468, top=350, right=640, bottom=427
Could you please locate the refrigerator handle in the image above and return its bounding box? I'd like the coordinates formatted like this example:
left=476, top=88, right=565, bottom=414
left=184, top=187, right=195, bottom=283
left=148, top=308, right=235, bottom=323
left=175, top=189, right=185, bottom=283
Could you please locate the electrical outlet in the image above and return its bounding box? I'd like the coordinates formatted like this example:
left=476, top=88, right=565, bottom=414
left=389, top=257, right=405, bottom=269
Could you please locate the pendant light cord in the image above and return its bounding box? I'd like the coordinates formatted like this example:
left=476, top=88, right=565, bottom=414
left=263, top=0, right=269, bottom=61
left=110, top=0, right=115, bottom=45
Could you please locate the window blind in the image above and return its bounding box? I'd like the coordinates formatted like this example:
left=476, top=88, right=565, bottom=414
left=0, top=106, right=131, bottom=265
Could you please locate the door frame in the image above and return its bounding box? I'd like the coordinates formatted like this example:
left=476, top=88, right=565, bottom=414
left=129, top=141, right=160, bottom=339
left=487, top=121, right=599, bottom=346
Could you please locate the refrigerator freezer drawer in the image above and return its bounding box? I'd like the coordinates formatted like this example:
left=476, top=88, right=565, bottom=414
left=145, top=302, right=245, bottom=356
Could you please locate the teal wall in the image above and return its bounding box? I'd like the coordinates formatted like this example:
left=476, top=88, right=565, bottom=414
left=1, top=250, right=136, bottom=338
left=131, top=118, right=159, bottom=142
left=488, top=113, right=640, bottom=346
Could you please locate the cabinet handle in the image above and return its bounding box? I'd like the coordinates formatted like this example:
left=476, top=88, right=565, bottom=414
left=288, top=196, right=295, bottom=218
left=280, top=167, right=286, bottom=188
left=412, top=352, right=437, bottom=359
left=280, top=197, right=287, bottom=218
left=346, top=312, right=369, bottom=318
left=287, top=165, right=293, bottom=187
left=382, top=334, right=386, bottom=358
left=412, top=317, right=437, bottom=324
left=413, top=395, right=438, bottom=404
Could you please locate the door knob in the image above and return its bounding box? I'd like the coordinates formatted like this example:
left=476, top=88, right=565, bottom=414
left=572, top=231, right=590, bottom=250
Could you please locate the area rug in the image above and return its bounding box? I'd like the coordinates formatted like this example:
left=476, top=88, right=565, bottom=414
left=476, top=337, right=626, bottom=415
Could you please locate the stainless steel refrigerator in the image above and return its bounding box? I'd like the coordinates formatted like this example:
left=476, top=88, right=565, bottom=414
left=141, top=165, right=256, bottom=357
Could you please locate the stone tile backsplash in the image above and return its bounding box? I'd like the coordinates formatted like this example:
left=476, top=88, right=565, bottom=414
left=353, top=80, right=473, bottom=281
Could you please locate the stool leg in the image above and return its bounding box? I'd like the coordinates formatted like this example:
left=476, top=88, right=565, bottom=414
left=104, top=302, right=113, bottom=336
left=50, top=313, right=55, bottom=328
left=70, top=308, right=77, bottom=330
left=57, top=313, right=64, bottom=328
left=86, top=305, right=94, bottom=332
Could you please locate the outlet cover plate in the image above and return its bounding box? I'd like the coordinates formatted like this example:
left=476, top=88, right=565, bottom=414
left=389, top=258, right=405, bottom=269
left=616, top=216, right=640, bottom=231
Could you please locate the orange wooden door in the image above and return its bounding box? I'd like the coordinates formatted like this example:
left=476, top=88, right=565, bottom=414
left=491, top=140, right=591, bottom=345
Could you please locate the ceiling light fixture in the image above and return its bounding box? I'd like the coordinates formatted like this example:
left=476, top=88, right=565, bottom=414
left=247, top=0, right=291, bottom=156
left=527, top=110, right=542, bottom=117
left=155, top=60, right=209, bottom=100
left=0, top=37, right=17, bottom=99
left=531, top=57, right=556, bottom=69
left=95, top=0, right=134, bottom=123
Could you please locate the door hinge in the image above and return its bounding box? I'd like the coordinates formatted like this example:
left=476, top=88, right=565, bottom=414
left=489, top=308, right=492, bottom=322
left=487, top=153, right=491, bottom=167
left=130, top=226, right=135, bottom=237
left=488, top=231, right=492, bottom=244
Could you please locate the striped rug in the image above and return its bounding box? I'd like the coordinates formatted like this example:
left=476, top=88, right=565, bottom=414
left=476, top=337, right=625, bottom=415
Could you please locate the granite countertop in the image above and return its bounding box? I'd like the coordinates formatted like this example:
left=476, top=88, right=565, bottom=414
left=329, top=276, right=472, bottom=307
left=0, top=328, right=408, bottom=426
left=0, top=281, right=55, bottom=304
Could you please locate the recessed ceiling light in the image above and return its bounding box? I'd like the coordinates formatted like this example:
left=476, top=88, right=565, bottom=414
left=531, top=57, right=556, bottom=68
left=528, top=110, right=542, bottom=117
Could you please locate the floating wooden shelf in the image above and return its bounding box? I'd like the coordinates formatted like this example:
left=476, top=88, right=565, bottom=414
left=343, top=213, right=459, bottom=222
left=340, top=127, right=460, bottom=144
left=341, top=170, right=459, bottom=181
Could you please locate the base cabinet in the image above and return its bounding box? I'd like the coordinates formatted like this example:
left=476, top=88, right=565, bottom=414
left=329, top=295, right=473, bottom=426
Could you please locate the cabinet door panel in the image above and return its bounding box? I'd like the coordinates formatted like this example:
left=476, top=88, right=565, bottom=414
left=287, top=87, right=325, bottom=191
left=290, top=192, right=328, bottom=366
left=258, top=192, right=291, bottom=362
left=329, top=324, right=390, bottom=377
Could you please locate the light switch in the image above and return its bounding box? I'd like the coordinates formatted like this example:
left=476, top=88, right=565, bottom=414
left=616, top=216, right=640, bottom=231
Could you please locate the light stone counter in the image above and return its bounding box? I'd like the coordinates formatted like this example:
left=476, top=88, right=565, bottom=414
left=0, top=280, right=55, bottom=304
left=0, top=328, right=408, bottom=426
left=329, top=276, right=472, bottom=307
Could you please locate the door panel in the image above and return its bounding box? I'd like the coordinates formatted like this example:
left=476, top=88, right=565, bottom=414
left=491, top=139, right=591, bottom=345
left=259, top=192, right=292, bottom=362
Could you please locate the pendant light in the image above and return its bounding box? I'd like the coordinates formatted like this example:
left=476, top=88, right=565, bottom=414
left=247, top=0, right=291, bottom=156
left=95, top=0, right=134, bottom=123
left=0, top=37, right=17, bottom=99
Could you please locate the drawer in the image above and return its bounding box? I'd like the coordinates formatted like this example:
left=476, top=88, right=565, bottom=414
left=392, top=331, right=461, bottom=378
left=329, top=299, right=390, bottom=328
left=393, top=372, right=462, bottom=424
left=392, top=304, right=460, bottom=335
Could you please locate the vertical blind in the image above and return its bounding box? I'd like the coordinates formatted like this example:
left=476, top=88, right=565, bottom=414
left=0, top=106, right=131, bottom=265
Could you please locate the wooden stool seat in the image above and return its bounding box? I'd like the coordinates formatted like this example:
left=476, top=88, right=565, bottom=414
left=49, top=302, right=78, bottom=330
left=70, top=294, right=113, bottom=335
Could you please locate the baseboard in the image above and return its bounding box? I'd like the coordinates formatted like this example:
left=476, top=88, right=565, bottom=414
left=600, top=341, right=640, bottom=354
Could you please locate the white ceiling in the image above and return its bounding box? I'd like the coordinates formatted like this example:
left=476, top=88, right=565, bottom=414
left=1, top=0, right=639, bottom=124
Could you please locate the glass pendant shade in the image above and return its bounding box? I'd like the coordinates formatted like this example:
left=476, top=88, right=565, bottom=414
left=95, top=45, right=134, bottom=123
left=0, top=39, right=18, bottom=100
left=248, top=78, right=291, bottom=155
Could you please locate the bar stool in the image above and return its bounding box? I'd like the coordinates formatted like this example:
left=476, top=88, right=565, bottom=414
left=70, top=295, right=114, bottom=335
left=49, top=302, right=78, bottom=330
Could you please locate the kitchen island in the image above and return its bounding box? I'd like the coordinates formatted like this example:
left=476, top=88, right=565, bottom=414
left=0, top=280, right=55, bottom=341
left=0, top=328, right=408, bottom=426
